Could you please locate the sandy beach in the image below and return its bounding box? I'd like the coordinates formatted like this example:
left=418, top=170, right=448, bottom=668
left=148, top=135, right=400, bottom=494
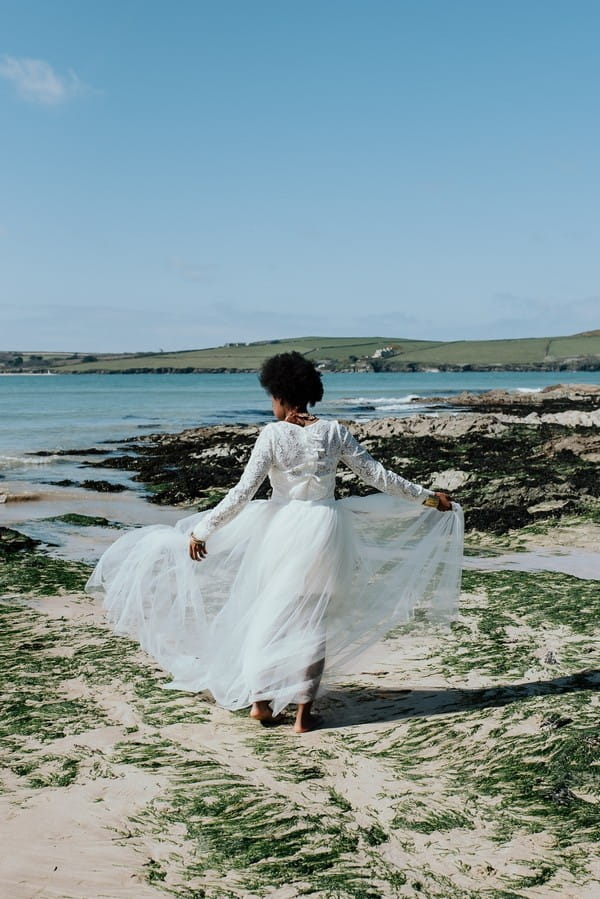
left=1, top=392, right=599, bottom=898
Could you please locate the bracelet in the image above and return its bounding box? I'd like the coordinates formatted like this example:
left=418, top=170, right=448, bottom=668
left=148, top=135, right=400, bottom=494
left=422, top=495, right=440, bottom=509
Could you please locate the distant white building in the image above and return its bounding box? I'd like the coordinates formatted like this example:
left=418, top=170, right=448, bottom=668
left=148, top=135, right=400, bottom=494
left=372, top=346, right=395, bottom=359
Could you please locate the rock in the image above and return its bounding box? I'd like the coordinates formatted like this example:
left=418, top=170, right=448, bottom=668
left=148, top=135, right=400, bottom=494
left=191, top=445, right=239, bottom=460
left=541, top=433, right=600, bottom=463
left=80, top=480, right=128, bottom=493
left=0, top=526, right=41, bottom=553
left=421, top=384, right=600, bottom=414
left=541, top=713, right=572, bottom=728
left=527, top=500, right=570, bottom=514
left=428, top=469, right=471, bottom=491
left=546, top=783, right=577, bottom=805
left=540, top=410, right=600, bottom=427
left=28, top=447, right=107, bottom=456
left=356, top=413, right=510, bottom=440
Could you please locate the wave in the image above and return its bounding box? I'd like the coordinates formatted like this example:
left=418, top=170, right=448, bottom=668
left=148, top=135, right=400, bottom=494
left=0, top=454, right=63, bottom=469
left=332, top=395, right=421, bottom=411
left=334, top=394, right=421, bottom=405
left=515, top=387, right=544, bottom=394
left=0, top=490, right=41, bottom=503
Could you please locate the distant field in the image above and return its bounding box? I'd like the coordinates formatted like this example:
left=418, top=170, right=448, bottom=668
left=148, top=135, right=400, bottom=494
left=37, top=337, right=445, bottom=372
left=2, top=332, right=599, bottom=373
left=545, top=334, right=600, bottom=359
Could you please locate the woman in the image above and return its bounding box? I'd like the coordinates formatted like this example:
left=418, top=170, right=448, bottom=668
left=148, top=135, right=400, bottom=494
left=87, top=352, right=462, bottom=733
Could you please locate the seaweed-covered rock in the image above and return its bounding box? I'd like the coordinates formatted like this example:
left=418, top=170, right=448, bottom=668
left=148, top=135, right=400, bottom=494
left=109, top=425, right=266, bottom=506
left=98, top=409, right=600, bottom=534
left=80, top=480, right=128, bottom=493
left=0, top=527, right=41, bottom=554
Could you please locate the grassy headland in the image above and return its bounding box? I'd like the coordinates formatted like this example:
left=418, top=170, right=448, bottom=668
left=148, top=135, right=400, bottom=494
left=2, top=330, right=600, bottom=373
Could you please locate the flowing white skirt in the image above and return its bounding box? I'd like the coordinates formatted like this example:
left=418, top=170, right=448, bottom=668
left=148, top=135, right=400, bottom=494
left=86, top=495, right=463, bottom=716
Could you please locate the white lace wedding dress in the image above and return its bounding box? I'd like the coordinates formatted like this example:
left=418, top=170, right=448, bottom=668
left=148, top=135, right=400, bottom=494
left=87, top=420, right=463, bottom=715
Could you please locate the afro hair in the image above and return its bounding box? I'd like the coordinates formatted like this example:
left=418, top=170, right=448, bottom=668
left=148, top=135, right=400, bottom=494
left=259, top=351, right=324, bottom=409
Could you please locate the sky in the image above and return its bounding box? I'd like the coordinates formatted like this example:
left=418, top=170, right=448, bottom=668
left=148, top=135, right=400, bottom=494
left=1, top=0, right=599, bottom=352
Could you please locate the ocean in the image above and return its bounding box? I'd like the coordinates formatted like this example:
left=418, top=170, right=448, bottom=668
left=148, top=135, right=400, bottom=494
left=2, top=369, right=599, bottom=486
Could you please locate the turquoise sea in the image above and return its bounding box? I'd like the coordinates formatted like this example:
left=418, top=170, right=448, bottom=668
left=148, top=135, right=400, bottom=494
left=2, top=370, right=599, bottom=486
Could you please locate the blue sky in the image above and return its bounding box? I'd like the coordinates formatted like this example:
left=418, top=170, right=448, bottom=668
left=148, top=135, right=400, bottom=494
left=1, top=0, right=599, bottom=351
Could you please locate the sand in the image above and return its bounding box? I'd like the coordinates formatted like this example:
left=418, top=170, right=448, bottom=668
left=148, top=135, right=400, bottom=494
left=1, top=522, right=599, bottom=898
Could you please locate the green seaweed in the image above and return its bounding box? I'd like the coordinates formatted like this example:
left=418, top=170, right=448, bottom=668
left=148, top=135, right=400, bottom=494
left=28, top=755, right=80, bottom=788
left=250, top=730, right=326, bottom=782
left=47, top=513, right=124, bottom=528
left=369, top=690, right=599, bottom=852
left=391, top=800, right=475, bottom=834
left=112, top=735, right=402, bottom=897
left=144, top=858, right=168, bottom=883
left=443, top=569, right=600, bottom=678
left=328, top=788, right=352, bottom=812
left=0, top=602, right=109, bottom=746
left=0, top=553, right=92, bottom=595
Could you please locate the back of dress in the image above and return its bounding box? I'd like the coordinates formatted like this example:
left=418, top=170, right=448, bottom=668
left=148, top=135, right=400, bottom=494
left=268, top=419, right=338, bottom=503
left=269, top=418, right=439, bottom=506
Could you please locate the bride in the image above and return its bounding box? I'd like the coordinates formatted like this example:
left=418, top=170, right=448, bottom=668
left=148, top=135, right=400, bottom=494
left=87, top=352, right=463, bottom=733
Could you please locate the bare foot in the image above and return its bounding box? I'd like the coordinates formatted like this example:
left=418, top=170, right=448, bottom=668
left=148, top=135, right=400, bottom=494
left=293, top=713, right=320, bottom=734
left=250, top=701, right=275, bottom=723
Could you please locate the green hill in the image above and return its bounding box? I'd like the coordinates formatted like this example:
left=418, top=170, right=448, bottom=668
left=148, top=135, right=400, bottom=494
left=3, top=332, right=600, bottom=373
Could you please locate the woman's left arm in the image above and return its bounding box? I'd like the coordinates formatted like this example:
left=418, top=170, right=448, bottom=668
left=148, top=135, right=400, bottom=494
left=189, top=426, right=274, bottom=559
left=339, top=424, right=451, bottom=510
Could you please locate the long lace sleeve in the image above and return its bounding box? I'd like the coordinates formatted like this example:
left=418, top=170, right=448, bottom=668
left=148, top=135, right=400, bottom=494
left=192, top=426, right=274, bottom=540
left=339, top=424, right=435, bottom=504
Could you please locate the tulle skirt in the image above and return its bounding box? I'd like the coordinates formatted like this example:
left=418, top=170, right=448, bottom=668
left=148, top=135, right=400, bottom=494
left=86, top=495, right=463, bottom=716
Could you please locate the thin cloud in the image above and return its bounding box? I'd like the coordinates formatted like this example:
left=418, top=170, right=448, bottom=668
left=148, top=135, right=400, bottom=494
left=0, top=55, right=92, bottom=105
left=169, top=257, right=219, bottom=284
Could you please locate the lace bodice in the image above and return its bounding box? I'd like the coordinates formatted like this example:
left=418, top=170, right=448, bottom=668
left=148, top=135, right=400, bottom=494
left=192, top=420, right=435, bottom=540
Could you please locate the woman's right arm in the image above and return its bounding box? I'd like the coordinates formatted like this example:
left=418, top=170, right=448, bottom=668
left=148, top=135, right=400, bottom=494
left=339, top=424, right=444, bottom=506
left=189, top=426, right=274, bottom=555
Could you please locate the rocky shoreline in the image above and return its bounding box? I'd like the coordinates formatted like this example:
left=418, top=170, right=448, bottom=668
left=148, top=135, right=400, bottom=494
left=82, top=384, right=599, bottom=535
left=420, top=382, right=600, bottom=415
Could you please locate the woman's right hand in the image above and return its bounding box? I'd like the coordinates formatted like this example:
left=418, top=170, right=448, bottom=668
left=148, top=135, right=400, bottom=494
left=189, top=535, right=208, bottom=561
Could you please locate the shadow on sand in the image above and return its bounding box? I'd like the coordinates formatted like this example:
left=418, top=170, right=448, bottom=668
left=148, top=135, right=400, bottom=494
left=320, top=669, right=600, bottom=728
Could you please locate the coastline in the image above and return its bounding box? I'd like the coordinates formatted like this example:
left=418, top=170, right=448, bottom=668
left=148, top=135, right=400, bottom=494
left=3, top=330, right=600, bottom=376
left=1, top=385, right=599, bottom=897
left=4, top=361, right=600, bottom=375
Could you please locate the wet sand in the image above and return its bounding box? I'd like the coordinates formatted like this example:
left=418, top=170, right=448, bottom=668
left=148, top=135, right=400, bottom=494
left=0, top=480, right=183, bottom=562
left=465, top=546, right=600, bottom=580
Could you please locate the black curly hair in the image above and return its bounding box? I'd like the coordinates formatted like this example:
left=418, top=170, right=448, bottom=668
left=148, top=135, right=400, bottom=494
left=259, top=351, right=324, bottom=409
